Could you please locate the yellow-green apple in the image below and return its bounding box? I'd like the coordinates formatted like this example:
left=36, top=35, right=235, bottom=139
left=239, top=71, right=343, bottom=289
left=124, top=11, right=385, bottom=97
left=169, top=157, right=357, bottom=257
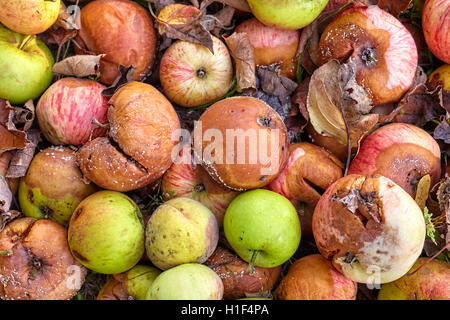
left=68, top=190, right=145, bottom=274
left=234, top=18, right=300, bottom=79
left=348, top=123, right=441, bottom=198
left=18, top=146, right=98, bottom=227
left=274, top=254, right=357, bottom=300
left=428, top=64, right=450, bottom=90
left=247, top=0, right=329, bottom=30
left=422, top=0, right=450, bottom=64
left=156, top=3, right=200, bottom=36
left=97, top=264, right=161, bottom=300
left=0, top=0, right=60, bottom=35
left=76, top=0, right=157, bottom=85
left=318, top=4, right=418, bottom=105
left=312, top=174, right=426, bottom=284
left=0, top=217, right=87, bottom=300
left=146, top=263, right=224, bottom=300
left=378, top=258, right=450, bottom=300
left=0, top=25, right=54, bottom=104
left=36, top=77, right=109, bottom=146
left=159, top=36, right=234, bottom=108
left=223, top=189, right=301, bottom=268
left=267, top=142, right=343, bottom=237
left=161, top=144, right=239, bottom=228
left=145, top=197, right=219, bottom=270
left=205, top=246, right=282, bottom=300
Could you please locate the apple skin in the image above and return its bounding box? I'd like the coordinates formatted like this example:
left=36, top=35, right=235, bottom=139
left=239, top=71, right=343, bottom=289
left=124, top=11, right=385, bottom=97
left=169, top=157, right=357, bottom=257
left=348, top=123, right=441, bottom=198
left=36, top=77, right=109, bottom=146
left=160, top=36, right=233, bottom=108
left=147, top=263, right=224, bottom=300
left=0, top=25, right=54, bottom=104
left=223, top=189, right=301, bottom=268
left=378, top=258, right=450, bottom=300
left=428, top=64, right=450, bottom=90
left=68, top=190, right=145, bottom=274
left=274, top=254, right=357, bottom=300
left=318, top=5, right=418, bottom=105
left=267, top=142, right=343, bottom=238
left=161, top=144, right=239, bottom=228
left=422, top=0, right=450, bottom=64
left=18, top=146, right=98, bottom=227
left=234, top=18, right=300, bottom=79
left=157, top=4, right=200, bottom=35
left=0, top=0, right=60, bottom=35
left=145, top=197, right=219, bottom=270
left=247, top=0, right=329, bottom=30
left=312, top=174, right=426, bottom=284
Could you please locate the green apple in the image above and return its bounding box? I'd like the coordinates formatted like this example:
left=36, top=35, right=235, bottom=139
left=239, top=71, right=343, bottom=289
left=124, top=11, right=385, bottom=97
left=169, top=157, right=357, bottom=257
left=145, top=197, right=219, bottom=270
left=223, top=189, right=301, bottom=268
left=247, top=0, right=329, bottom=30
left=0, top=24, right=54, bottom=104
left=68, top=190, right=145, bottom=274
left=146, top=263, right=224, bottom=300
left=0, top=0, right=61, bottom=35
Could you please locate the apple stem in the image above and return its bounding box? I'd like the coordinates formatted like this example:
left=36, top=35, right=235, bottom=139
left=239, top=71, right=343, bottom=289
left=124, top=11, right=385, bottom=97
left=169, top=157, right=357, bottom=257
left=0, top=250, right=12, bottom=257
left=407, top=241, right=450, bottom=277
left=18, top=35, right=35, bottom=51
left=248, top=250, right=259, bottom=275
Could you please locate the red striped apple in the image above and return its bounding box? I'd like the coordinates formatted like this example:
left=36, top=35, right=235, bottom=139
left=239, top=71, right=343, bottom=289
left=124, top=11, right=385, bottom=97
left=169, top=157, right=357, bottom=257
left=159, top=36, right=234, bottom=108
left=319, top=4, right=418, bottom=105
left=348, top=123, right=441, bottom=198
left=36, top=77, right=109, bottom=146
left=422, top=0, right=450, bottom=64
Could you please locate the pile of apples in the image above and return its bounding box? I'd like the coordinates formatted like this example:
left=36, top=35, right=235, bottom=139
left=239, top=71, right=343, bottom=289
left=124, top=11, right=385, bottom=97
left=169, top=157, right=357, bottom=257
left=0, top=0, right=449, bottom=301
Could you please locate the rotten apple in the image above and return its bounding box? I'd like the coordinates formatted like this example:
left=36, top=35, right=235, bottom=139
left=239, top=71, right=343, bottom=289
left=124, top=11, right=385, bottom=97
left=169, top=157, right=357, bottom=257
left=318, top=4, right=418, bottom=105
left=274, top=254, right=357, bottom=300
left=312, top=174, right=426, bottom=284
left=267, top=142, right=343, bottom=237
left=0, top=217, right=87, bottom=300
left=422, top=0, right=450, bottom=64
left=234, top=18, right=300, bottom=79
left=36, top=77, right=109, bottom=146
left=348, top=123, right=441, bottom=198
left=161, top=143, right=239, bottom=228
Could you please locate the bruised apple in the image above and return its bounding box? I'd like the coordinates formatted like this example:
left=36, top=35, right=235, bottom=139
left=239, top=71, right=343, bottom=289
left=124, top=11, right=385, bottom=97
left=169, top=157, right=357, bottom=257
left=0, top=217, right=87, bottom=300
left=76, top=0, right=157, bottom=85
left=274, top=254, right=357, bottom=300
left=312, top=174, right=426, bottom=284
left=348, top=123, right=441, bottom=198
left=194, top=96, right=289, bottom=191
left=318, top=4, right=418, bottom=105
left=205, top=246, right=281, bottom=300
left=267, top=142, right=343, bottom=237
left=161, top=144, right=239, bottom=228
left=234, top=18, right=300, bottom=79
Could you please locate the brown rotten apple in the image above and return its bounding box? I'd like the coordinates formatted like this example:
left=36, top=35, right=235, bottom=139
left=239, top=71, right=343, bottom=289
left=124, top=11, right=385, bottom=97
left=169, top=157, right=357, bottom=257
left=0, top=217, right=87, bottom=300
left=267, top=142, right=343, bottom=237
left=77, top=81, right=180, bottom=192
left=76, top=0, right=157, bottom=85
left=318, top=4, right=418, bottom=105
left=194, top=96, right=289, bottom=191
left=274, top=254, right=357, bottom=300
left=348, top=123, right=441, bottom=198
left=312, top=174, right=426, bottom=284
left=205, top=246, right=281, bottom=300
left=161, top=144, right=239, bottom=228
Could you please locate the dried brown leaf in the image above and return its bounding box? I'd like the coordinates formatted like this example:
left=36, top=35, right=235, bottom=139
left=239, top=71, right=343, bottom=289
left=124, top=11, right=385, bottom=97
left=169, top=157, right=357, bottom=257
left=102, top=65, right=137, bottom=98
left=257, top=66, right=298, bottom=102
left=415, top=174, right=431, bottom=212
left=217, top=0, right=251, bottom=12
left=55, top=1, right=81, bottom=30
left=0, top=210, right=21, bottom=233
left=375, top=0, right=413, bottom=17
left=6, top=129, right=41, bottom=179
left=0, top=176, right=12, bottom=214
left=211, top=5, right=235, bottom=37
left=53, top=54, right=104, bottom=77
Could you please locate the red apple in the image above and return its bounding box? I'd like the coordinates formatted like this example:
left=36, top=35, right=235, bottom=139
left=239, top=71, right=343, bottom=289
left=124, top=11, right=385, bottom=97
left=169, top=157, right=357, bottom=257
left=422, top=0, right=450, bottom=64
left=159, top=36, right=234, bottom=108
left=318, top=4, right=418, bottom=105
left=234, top=18, right=300, bottom=79
left=312, top=174, right=426, bottom=284
left=161, top=144, right=239, bottom=228
left=267, top=142, right=343, bottom=237
left=348, top=123, right=441, bottom=198
left=36, top=77, right=109, bottom=146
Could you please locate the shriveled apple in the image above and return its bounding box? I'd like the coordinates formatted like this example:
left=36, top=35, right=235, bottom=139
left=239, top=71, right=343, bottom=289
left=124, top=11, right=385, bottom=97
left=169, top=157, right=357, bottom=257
left=312, top=174, right=426, bottom=284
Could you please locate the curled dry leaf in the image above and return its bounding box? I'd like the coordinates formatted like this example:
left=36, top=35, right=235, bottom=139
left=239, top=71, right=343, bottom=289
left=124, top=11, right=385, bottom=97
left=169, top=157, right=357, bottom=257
left=415, top=174, right=431, bottom=212
left=53, top=54, right=105, bottom=77
left=435, top=177, right=450, bottom=252
left=224, top=32, right=256, bottom=94
left=211, top=5, right=235, bottom=37
left=434, top=119, right=450, bottom=145
left=0, top=100, right=28, bottom=153
left=101, top=65, right=137, bottom=98
left=257, top=66, right=298, bottom=103
left=297, top=20, right=320, bottom=75
left=6, top=129, right=41, bottom=179
left=55, top=1, right=81, bottom=30
left=218, top=0, right=251, bottom=12
left=306, top=59, right=378, bottom=149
